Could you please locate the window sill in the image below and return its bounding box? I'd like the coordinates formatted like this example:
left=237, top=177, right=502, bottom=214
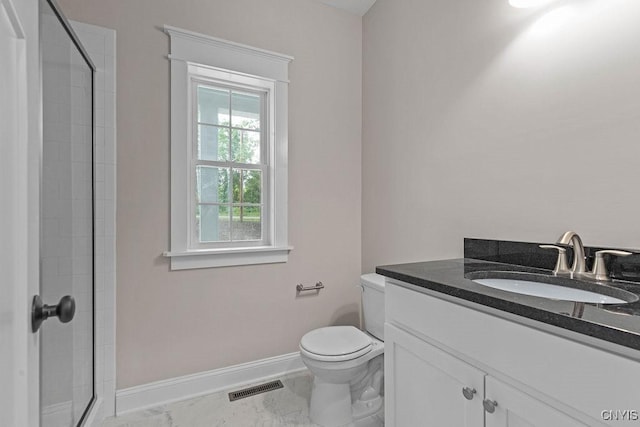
left=163, top=246, right=293, bottom=270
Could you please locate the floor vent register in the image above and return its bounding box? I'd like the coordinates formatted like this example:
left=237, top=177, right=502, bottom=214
left=228, top=380, right=284, bottom=402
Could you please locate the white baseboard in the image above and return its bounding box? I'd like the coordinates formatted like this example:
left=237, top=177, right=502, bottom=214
left=116, top=352, right=305, bottom=415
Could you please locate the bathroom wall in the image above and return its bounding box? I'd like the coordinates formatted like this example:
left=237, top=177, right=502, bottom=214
left=57, top=0, right=362, bottom=389
left=362, top=0, right=640, bottom=272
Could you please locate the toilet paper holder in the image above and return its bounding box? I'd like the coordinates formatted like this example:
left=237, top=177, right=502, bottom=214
left=296, top=281, right=324, bottom=292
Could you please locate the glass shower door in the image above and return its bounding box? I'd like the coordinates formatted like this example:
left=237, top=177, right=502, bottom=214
left=39, top=0, right=95, bottom=425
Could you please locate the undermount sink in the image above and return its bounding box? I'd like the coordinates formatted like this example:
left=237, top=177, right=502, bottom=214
left=465, top=271, right=639, bottom=305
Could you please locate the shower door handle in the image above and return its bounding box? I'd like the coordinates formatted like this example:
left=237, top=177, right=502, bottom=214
left=31, top=295, right=76, bottom=333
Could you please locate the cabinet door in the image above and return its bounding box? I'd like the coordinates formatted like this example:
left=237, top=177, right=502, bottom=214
left=385, top=324, right=485, bottom=427
left=484, top=376, right=586, bottom=427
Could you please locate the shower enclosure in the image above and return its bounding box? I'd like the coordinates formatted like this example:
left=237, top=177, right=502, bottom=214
left=37, top=0, right=95, bottom=425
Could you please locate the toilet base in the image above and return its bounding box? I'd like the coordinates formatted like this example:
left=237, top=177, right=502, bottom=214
left=309, top=375, right=384, bottom=427
left=353, top=408, right=384, bottom=427
left=301, top=336, right=385, bottom=427
left=309, top=377, right=352, bottom=427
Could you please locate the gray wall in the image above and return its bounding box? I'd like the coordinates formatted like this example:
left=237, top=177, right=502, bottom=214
left=59, top=0, right=362, bottom=389
left=363, top=0, right=640, bottom=272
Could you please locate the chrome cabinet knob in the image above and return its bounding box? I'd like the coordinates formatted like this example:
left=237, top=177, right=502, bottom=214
left=462, top=387, right=476, bottom=400
left=483, top=399, right=498, bottom=414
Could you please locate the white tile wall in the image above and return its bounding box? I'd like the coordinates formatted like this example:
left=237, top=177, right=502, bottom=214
left=72, top=21, right=117, bottom=423
left=41, top=13, right=93, bottom=420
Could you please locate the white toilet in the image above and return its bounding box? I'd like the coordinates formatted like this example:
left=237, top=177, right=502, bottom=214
left=299, top=273, right=385, bottom=427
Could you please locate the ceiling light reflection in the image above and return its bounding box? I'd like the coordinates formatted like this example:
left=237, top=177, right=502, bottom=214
left=529, top=5, right=577, bottom=37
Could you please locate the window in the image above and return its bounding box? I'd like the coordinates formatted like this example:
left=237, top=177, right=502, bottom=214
left=164, top=26, right=293, bottom=269
left=192, top=78, right=268, bottom=247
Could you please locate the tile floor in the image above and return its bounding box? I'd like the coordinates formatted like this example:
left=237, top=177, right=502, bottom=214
left=101, top=372, right=320, bottom=427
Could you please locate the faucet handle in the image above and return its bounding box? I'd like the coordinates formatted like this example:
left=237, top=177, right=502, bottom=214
left=539, top=245, right=570, bottom=275
left=591, top=250, right=632, bottom=281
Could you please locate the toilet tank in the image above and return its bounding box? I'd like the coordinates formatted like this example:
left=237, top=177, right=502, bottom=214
left=361, top=273, right=386, bottom=341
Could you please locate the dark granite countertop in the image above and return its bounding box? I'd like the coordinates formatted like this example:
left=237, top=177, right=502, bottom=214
left=376, top=258, right=640, bottom=353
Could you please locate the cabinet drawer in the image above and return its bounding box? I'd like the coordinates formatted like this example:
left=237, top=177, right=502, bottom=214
left=387, top=280, right=640, bottom=425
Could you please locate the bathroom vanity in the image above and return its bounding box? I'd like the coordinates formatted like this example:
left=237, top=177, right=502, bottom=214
left=378, top=239, right=640, bottom=427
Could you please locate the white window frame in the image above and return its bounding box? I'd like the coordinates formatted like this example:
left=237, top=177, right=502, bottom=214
left=189, top=70, right=272, bottom=250
left=164, top=26, right=293, bottom=270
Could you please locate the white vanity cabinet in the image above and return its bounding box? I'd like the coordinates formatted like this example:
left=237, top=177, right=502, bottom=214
left=384, top=279, right=640, bottom=427
left=386, top=324, right=484, bottom=427
left=386, top=324, right=583, bottom=427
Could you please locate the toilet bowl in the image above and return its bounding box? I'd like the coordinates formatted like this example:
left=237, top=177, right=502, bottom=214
left=299, top=274, right=386, bottom=427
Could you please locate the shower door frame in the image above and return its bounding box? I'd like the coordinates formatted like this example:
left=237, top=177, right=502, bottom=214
left=39, top=0, right=97, bottom=425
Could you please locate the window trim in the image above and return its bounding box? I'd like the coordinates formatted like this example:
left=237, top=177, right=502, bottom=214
left=164, top=26, right=293, bottom=270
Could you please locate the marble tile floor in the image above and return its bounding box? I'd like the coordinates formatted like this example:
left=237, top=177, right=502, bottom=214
left=101, top=371, right=320, bottom=427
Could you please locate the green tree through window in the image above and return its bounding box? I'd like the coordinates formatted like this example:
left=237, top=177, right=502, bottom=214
left=216, top=120, right=262, bottom=222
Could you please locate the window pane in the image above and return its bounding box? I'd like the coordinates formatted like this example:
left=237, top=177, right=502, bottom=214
left=232, top=130, right=261, bottom=164
left=196, top=166, right=229, bottom=203
left=232, top=169, right=262, bottom=204
left=231, top=205, right=261, bottom=241
left=198, top=86, right=229, bottom=125
left=198, top=125, right=229, bottom=161
left=231, top=91, right=260, bottom=130
left=199, top=204, right=230, bottom=242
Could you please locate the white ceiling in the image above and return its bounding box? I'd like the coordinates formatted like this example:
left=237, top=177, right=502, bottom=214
left=315, top=0, right=377, bottom=16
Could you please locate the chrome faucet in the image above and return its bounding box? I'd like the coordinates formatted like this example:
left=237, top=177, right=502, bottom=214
left=539, top=231, right=633, bottom=282
left=550, top=231, right=632, bottom=281
left=556, top=231, right=587, bottom=277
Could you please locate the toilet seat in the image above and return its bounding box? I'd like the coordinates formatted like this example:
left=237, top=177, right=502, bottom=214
left=300, top=326, right=372, bottom=362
